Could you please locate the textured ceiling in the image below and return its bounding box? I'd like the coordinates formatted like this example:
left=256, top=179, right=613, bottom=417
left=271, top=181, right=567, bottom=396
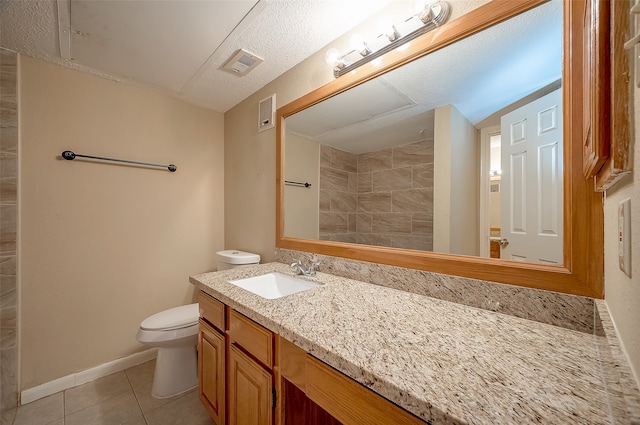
left=0, top=0, right=396, bottom=112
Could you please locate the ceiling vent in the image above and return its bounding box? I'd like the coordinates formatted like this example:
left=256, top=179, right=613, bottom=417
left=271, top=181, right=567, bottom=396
left=223, top=49, right=263, bottom=76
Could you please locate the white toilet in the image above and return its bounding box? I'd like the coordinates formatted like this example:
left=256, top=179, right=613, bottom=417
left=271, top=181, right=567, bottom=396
left=136, top=250, right=260, bottom=399
left=136, top=303, right=200, bottom=398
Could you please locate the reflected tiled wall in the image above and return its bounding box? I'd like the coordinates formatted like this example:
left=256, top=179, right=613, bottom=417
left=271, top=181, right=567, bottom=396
left=319, top=145, right=358, bottom=242
left=319, top=141, right=434, bottom=250
left=356, top=140, right=434, bottom=250
left=0, top=48, right=18, bottom=410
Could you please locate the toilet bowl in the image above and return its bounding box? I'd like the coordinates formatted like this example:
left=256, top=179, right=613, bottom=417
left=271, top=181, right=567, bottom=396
left=136, top=303, right=199, bottom=398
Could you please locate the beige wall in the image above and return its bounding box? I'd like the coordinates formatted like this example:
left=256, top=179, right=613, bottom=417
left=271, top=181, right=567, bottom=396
left=449, top=106, right=479, bottom=256
left=603, top=86, right=640, bottom=383
left=433, top=104, right=478, bottom=256
left=19, top=56, right=224, bottom=389
left=284, top=133, right=319, bottom=239
left=319, top=145, right=357, bottom=243
left=223, top=47, right=332, bottom=263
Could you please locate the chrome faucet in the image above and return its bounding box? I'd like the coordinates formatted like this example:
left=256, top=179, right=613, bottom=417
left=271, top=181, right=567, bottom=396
left=290, top=256, right=320, bottom=276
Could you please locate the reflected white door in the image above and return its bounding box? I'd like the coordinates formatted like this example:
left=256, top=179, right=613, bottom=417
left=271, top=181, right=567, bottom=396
left=500, top=88, right=563, bottom=264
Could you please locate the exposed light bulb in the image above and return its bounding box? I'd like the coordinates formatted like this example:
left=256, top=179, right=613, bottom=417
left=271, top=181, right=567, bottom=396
left=410, top=0, right=428, bottom=16
left=325, top=48, right=341, bottom=67
left=410, top=0, right=433, bottom=23
left=418, top=7, right=433, bottom=23
left=378, top=18, right=400, bottom=41
left=325, top=0, right=450, bottom=78
left=350, top=34, right=371, bottom=56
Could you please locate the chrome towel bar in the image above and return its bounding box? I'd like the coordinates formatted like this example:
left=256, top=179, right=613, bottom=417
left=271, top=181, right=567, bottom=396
left=61, top=150, right=177, bottom=172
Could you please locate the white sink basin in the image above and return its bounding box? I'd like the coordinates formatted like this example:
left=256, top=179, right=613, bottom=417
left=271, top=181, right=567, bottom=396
left=228, top=272, right=321, bottom=299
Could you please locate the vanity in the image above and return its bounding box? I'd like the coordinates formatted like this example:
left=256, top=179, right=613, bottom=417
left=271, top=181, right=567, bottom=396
left=190, top=263, right=640, bottom=424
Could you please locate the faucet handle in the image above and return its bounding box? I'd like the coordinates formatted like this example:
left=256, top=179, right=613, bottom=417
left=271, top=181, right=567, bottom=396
left=309, top=255, right=320, bottom=274
left=290, top=259, right=302, bottom=273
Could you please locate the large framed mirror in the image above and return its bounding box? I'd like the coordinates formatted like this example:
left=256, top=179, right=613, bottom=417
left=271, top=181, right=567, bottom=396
left=276, top=0, right=604, bottom=298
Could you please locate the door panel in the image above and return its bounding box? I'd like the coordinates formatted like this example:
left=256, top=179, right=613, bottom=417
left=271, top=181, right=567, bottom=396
left=500, top=88, right=563, bottom=264
left=510, top=151, right=527, bottom=234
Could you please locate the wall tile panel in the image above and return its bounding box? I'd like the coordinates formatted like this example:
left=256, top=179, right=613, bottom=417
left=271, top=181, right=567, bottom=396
left=357, top=149, right=392, bottom=172
left=1, top=48, right=20, bottom=410
left=357, top=192, right=392, bottom=212
left=372, top=167, right=412, bottom=192
left=392, top=188, right=433, bottom=213
left=393, top=140, right=433, bottom=167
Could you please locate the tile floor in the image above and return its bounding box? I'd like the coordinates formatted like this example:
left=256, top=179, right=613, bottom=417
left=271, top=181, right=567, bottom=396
left=1, top=360, right=215, bottom=425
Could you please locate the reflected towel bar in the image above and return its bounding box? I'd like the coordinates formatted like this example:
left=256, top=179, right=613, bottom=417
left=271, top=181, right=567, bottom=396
left=61, top=150, right=177, bottom=172
left=285, top=180, right=312, bottom=188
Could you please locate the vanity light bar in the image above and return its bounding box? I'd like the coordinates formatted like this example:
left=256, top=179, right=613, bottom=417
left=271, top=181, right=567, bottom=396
left=329, top=1, right=451, bottom=78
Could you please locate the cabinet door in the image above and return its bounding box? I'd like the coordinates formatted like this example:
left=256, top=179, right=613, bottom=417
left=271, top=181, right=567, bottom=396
left=198, top=320, right=225, bottom=424
left=228, top=344, right=273, bottom=425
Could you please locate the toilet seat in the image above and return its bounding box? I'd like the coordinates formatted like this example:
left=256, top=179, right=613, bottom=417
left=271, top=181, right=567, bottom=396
left=136, top=322, right=199, bottom=344
left=140, top=303, right=199, bottom=331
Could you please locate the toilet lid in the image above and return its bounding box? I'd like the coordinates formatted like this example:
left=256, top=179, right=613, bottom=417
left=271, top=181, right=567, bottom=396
left=140, top=303, right=199, bottom=331
left=216, top=250, right=260, bottom=265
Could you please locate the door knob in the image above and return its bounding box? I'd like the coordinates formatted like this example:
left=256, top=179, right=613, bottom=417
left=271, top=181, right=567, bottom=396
left=499, top=238, right=509, bottom=248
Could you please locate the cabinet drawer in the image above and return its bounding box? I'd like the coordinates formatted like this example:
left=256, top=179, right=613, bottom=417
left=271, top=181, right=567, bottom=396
left=228, top=309, right=273, bottom=368
left=198, top=292, right=225, bottom=331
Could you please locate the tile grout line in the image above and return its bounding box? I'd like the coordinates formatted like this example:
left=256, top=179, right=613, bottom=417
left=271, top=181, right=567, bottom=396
left=124, top=368, right=149, bottom=425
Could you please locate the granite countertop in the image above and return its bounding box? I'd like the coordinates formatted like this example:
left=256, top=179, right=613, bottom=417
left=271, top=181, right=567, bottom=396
left=190, top=262, right=639, bottom=424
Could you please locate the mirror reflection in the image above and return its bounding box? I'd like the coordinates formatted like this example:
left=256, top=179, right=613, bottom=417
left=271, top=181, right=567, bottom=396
left=283, top=0, right=563, bottom=265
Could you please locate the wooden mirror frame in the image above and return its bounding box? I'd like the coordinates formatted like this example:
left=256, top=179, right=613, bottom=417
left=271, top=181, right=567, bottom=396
left=276, top=0, right=604, bottom=298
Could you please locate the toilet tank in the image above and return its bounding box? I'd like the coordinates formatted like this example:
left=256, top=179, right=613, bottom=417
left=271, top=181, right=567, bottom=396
left=216, top=250, right=261, bottom=270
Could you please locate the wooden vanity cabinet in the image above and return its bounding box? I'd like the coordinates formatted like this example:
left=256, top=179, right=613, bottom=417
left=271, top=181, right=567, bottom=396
left=199, top=319, right=226, bottom=424
left=278, top=336, right=426, bottom=425
left=228, top=344, right=273, bottom=425
left=199, top=291, right=275, bottom=425
left=198, top=294, right=226, bottom=424
left=199, top=291, right=424, bottom=425
left=227, top=309, right=275, bottom=425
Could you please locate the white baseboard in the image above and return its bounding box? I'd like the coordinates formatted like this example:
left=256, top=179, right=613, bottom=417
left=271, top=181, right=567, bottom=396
left=20, top=348, right=157, bottom=405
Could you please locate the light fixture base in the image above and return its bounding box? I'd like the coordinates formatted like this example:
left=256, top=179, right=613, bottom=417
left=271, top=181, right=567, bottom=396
left=332, top=1, right=451, bottom=78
